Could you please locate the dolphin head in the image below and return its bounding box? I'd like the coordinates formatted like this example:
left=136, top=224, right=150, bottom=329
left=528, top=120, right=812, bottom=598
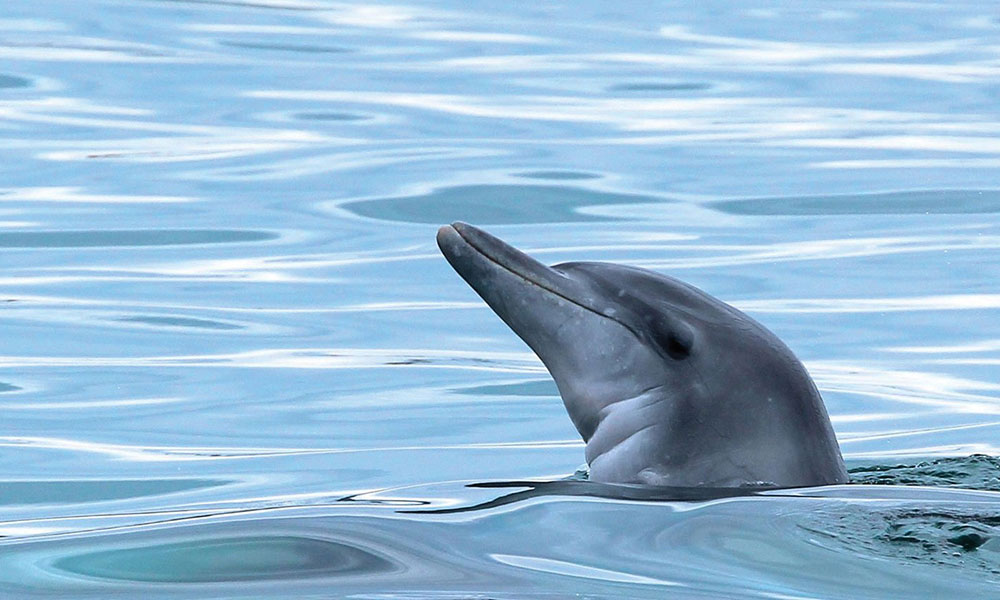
left=437, top=222, right=847, bottom=488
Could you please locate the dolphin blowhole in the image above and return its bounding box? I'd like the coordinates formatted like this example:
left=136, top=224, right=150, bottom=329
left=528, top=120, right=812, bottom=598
left=438, top=222, right=848, bottom=488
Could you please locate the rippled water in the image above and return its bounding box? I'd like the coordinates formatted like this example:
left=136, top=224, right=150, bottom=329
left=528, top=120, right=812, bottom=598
left=3, top=1, right=1000, bottom=597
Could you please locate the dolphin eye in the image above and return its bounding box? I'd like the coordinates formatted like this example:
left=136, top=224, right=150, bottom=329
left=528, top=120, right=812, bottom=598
left=645, top=313, right=694, bottom=360
left=664, top=331, right=692, bottom=360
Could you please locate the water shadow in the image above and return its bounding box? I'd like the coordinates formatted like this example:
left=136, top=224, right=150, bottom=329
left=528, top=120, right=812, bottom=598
left=0, top=229, right=276, bottom=248
left=294, top=111, right=368, bottom=122
left=220, top=40, right=350, bottom=53
left=713, top=190, right=1000, bottom=215
left=54, top=535, right=395, bottom=583
left=607, top=82, right=712, bottom=92
left=803, top=502, right=1000, bottom=578
left=398, top=480, right=776, bottom=515
left=516, top=171, right=601, bottom=181
left=456, top=379, right=559, bottom=397
left=849, top=454, right=1000, bottom=492
left=339, top=184, right=666, bottom=224
left=117, top=315, right=244, bottom=331
left=0, top=478, right=228, bottom=506
left=0, top=74, right=31, bottom=89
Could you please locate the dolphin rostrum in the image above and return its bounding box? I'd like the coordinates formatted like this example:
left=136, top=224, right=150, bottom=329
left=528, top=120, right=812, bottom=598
left=437, top=222, right=848, bottom=488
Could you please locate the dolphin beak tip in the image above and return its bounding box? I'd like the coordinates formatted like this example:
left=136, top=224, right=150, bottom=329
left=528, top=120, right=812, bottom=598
left=438, top=222, right=480, bottom=251
left=436, top=223, right=464, bottom=256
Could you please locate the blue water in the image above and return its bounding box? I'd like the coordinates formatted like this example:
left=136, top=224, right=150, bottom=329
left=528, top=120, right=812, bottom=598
left=2, top=0, right=1000, bottom=597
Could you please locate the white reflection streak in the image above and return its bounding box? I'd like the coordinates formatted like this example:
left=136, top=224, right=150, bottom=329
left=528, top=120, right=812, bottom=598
left=0, top=437, right=581, bottom=462
left=491, top=554, right=682, bottom=586
left=0, top=347, right=545, bottom=372
left=636, top=234, right=1000, bottom=270
left=0, top=294, right=483, bottom=314
left=411, top=30, right=550, bottom=44
left=433, top=47, right=995, bottom=84
left=0, top=97, right=149, bottom=116
left=785, top=135, right=1000, bottom=154
left=817, top=62, right=1000, bottom=83
left=0, top=397, right=180, bottom=410
left=186, top=24, right=335, bottom=34
left=0, top=526, right=65, bottom=537
left=809, top=362, right=1000, bottom=414
left=885, top=340, right=1000, bottom=354
left=9, top=233, right=1000, bottom=284
left=845, top=443, right=1000, bottom=458
left=247, top=89, right=1000, bottom=155
left=0, top=97, right=341, bottom=163
left=814, top=158, right=1000, bottom=169
left=657, top=25, right=967, bottom=59
left=839, top=421, right=1000, bottom=444
left=654, top=25, right=995, bottom=84
left=830, top=412, right=917, bottom=424
left=39, top=140, right=316, bottom=163
left=737, top=294, right=1000, bottom=314
left=194, top=146, right=505, bottom=181
left=0, top=38, right=191, bottom=63
left=248, top=90, right=778, bottom=126
left=56, top=250, right=442, bottom=280
left=0, top=186, right=193, bottom=204
left=317, top=4, right=426, bottom=28
left=322, top=300, right=483, bottom=312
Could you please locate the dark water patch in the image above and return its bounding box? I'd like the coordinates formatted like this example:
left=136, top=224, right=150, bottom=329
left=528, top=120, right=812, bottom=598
left=516, top=171, right=601, bottom=181
left=713, top=190, right=1000, bottom=215
left=457, top=379, right=559, bottom=397
left=402, top=480, right=774, bottom=515
left=220, top=40, right=350, bottom=53
left=849, top=455, right=1000, bottom=491
left=0, top=229, right=276, bottom=248
left=118, top=315, right=244, bottom=330
left=803, top=506, right=1000, bottom=578
left=340, top=184, right=666, bottom=224
left=0, top=382, right=21, bottom=393
left=0, top=479, right=227, bottom=506
left=54, top=535, right=396, bottom=583
left=295, top=111, right=368, bottom=122
left=0, top=74, right=31, bottom=89
left=607, top=81, right=712, bottom=92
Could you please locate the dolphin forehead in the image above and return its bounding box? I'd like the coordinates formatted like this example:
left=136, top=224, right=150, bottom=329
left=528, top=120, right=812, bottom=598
left=553, top=261, right=757, bottom=330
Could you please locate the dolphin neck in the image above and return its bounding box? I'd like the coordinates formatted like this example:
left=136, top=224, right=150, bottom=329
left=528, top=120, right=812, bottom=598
left=584, top=385, right=667, bottom=464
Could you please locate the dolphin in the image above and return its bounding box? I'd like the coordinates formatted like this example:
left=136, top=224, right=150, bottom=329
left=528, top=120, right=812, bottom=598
left=437, top=222, right=848, bottom=488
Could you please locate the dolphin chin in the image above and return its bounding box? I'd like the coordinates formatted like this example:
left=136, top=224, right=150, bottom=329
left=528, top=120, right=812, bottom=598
left=438, top=222, right=848, bottom=489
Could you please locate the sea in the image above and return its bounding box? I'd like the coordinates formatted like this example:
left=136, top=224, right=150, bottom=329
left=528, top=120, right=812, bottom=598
left=1, top=1, right=1000, bottom=598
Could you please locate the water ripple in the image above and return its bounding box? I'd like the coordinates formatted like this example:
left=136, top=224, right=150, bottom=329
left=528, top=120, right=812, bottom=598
left=0, top=348, right=545, bottom=371
left=55, top=535, right=397, bottom=583
left=2, top=3, right=1000, bottom=598
left=491, top=553, right=682, bottom=586
left=0, top=187, right=193, bottom=204
left=0, top=229, right=276, bottom=248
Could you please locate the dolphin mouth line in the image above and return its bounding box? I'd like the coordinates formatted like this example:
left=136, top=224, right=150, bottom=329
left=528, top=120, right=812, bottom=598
left=446, top=223, right=642, bottom=337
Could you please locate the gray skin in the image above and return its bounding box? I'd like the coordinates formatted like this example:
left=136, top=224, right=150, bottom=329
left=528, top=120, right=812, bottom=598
left=437, top=222, right=848, bottom=488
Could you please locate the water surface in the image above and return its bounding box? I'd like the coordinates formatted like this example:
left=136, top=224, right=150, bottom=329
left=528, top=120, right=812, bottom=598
left=2, top=0, right=1000, bottom=597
